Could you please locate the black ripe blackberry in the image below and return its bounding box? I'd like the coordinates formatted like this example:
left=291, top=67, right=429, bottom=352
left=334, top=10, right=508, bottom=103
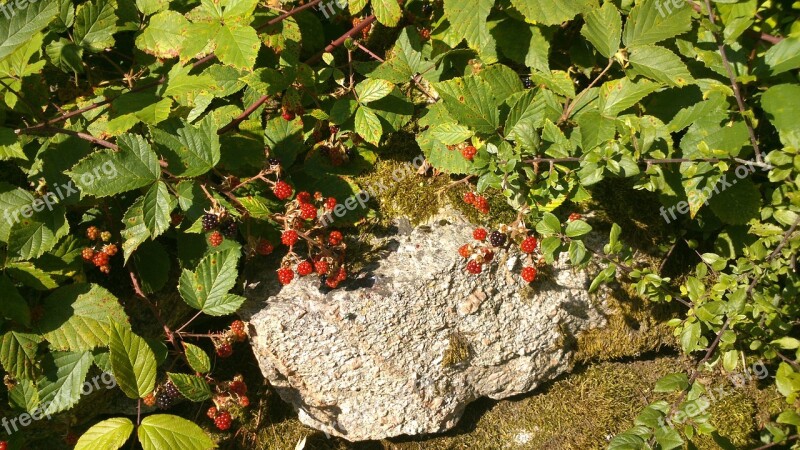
left=268, top=158, right=281, bottom=167
left=522, top=76, right=533, bottom=89
left=221, top=220, right=238, bottom=238
left=422, top=2, right=433, bottom=15
left=156, top=391, right=173, bottom=409
left=489, top=231, right=507, bottom=247
left=202, top=213, right=219, bottom=231
left=163, top=381, right=181, bottom=399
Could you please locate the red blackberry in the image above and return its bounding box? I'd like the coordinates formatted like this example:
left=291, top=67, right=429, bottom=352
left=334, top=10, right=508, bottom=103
left=419, top=27, right=431, bottom=39
left=568, top=213, right=582, bottom=222
left=296, top=191, right=312, bottom=204
left=230, top=320, right=247, bottom=341
left=489, top=231, right=507, bottom=247
left=459, top=244, right=472, bottom=259
left=0, top=441, right=7, bottom=450
left=474, top=196, right=490, bottom=214
left=92, top=251, right=109, bottom=267
left=99, top=265, right=111, bottom=274
left=325, top=277, right=340, bottom=289
left=216, top=342, right=233, bottom=358
left=463, top=192, right=476, bottom=204
left=273, top=181, right=293, bottom=200
left=335, top=266, right=347, bottom=282
left=461, top=145, right=477, bottom=160
left=220, top=220, right=238, bottom=238
left=466, top=261, right=482, bottom=274
left=209, top=231, right=224, bottom=247
left=207, top=406, right=218, bottom=419
left=300, top=203, right=317, bottom=221
left=281, top=230, right=299, bottom=246
left=82, top=247, right=95, bottom=261
left=521, top=266, right=537, bottom=283
left=202, top=213, right=219, bottom=231
left=239, top=395, right=250, bottom=407
left=315, top=259, right=330, bottom=275
left=256, top=240, right=274, bottom=256
left=473, top=228, right=487, bottom=241
left=277, top=267, right=294, bottom=285
left=171, top=212, right=184, bottom=226
left=102, top=244, right=118, bottom=256
left=229, top=378, right=247, bottom=395
left=214, top=410, right=232, bottom=430
left=297, top=260, right=314, bottom=277
left=325, top=197, right=337, bottom=210
left=86, top=226, right=100, bottom=240
left=520, top=236, right=538, bottom=253
left=282, top=110, right=296, bottom=121
left=482, top=250, right=494, bottom=262
left=329, top=231, right=343, bottom=246
left=143, top=392, right=156, bottom=407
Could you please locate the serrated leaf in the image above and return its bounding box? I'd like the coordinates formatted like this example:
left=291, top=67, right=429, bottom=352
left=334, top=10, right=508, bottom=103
left=68, top=134, right=160, bottom=198
left=0, top=274, right=30, bottom=326
left=76, top=417, right=134, bottom=450
left=8, top=205, right=69, bottom=261
left=8, top=378, right=39, bottom=412
left=37, top=351, right=93, bottom=415
left=654, top=373, right=689, bottom=392
left=183, top=343, right=211, bottom=374
left=109, top=323, right=157, bottom=399
left=151, top=116, right=221, bottom=178
left=761, top=84, right=800, bottom=149
left=581, top=2, right=622, bottom=58
left=628, top=45, right=693, bottom=87
left=369, top=27, right=435, bottom=84
left=0, top=331, right=41, bottom=379
left=121, top=195, right=150, bottom=263
left=142, top=181, right=174, bottom=239
left=509, top=0, right=585, bottom=26
left=46, top=38, right=85, bottom=73
left=356, top=78, right=394, bottom=104
left=623, top=0, right=693, bottom=47
left=138, top=414, right=214, bottom=450
left=565, top=220, right=592, bottom=238
left=0, top=0, right=58, bottom=61
left=38, top=284, right=129, bottom=352
left=443, top=0, right=495, bottom=59
left=708, top=178, right=761, bottom=225
left=130, top=240, right=170, bottom=294
left=764, top=36, right=800, bottom=75
left=74, top=0, right=118, bottom=52
left=372, top=0, right=401, bottom=27
left=355, top=107, right=383, bottom=146
left=178, top=249, right=242, bottom=315
left=0, top=127, right=24, bottom=160
left=435, top=75, right=499, bottom=135
left=215, top=23, right=259, bottom=70
left=536, top=212, right=562, bottom=236
left=136, top=10, right=189, bottom=58
left=167, top=373, right=212, bottom=401
left=599, top=78, right=660, bottom=116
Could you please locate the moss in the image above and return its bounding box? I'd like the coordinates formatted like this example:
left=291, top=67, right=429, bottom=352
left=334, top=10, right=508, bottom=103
left=442, top=332, right=472, bottom=368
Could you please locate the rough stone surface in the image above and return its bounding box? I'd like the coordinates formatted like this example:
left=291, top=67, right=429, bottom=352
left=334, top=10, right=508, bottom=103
left=241, top=211, right=609, bottom=441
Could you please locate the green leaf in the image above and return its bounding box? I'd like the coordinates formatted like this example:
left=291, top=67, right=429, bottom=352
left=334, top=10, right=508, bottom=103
left=477, top=64, right=523, bottom=105
left=771, top=337, right=800, bottom=350
left=141, top=181, right=174, bottom=239
left=0, top=127, right=24, bottom=160
left=568, top=240, right=587, bottom=265
left=623, top=0, right=693, bottom=47
left=74, top=0, right=118, bottom=52
left=7, top=204, right=69, bottom=260
left=680, top=321, right=702, bottom=353
left=356, top=79, right=394, bottom=104
left=8, top=378, right=39, bottom=412
left=214, top=23, right=259, bottom=70
left=654, top=373, right=689, bottom=392
left=536, top=213, right=562, bottom=236
left=628, top=45, right=693, bottom=87
left=136, top=10, right=189, bottom=59
left=76, top=418, right=134, bottom=450
left=491, top=19, right=550, bottom=72
left=138, top=414, right=214, bottom=450
left=581, top=2, right=622, bottom=59
left=109, top=322, right=157, bottom=399
left=265, top=115, right=304, bottom=166
left=355, top=107, right=383, bottom=146
left=442, top=0, right=495, bottom=59
left=0, top=0, right=58, bottom=61
left=608, top=433, right=646, bottom=450
left=761, top=84, right=800, bottom=149
left=764, top=36, right=800, bottom=75
left=510, top=0, right=585, bottom=26
left=136, top=0, right=168, bottom=15
left=654, top=426, right=683, bottom=450
left=0, top=331, right=41, bottom=379
left=167, top=373, right=212, bottom=401
left=37, top=351, right=93, bottom=415
left=417, top=127, right=473, bottom=174
left=46, top=38, right=85, bottom=73
left=708, top=178, right=760, bottom=225
left=372, top=0, right=402, bottom=27
left=68, top=134, right=160, bottom=198
left=38, top=284, right=129, bottom=352
left=565, top=220, right=592, bottom=238
left=183, top=342, right=211, bottom=374
left=435, top=75, right=499, bottom=135
left=121, top=195, right=150, bottom=263
left=178, top=249, right=243, bottom=316
left=599, top=78, right=660, bottom=117
left=369, top=27, right=435, bottom=84
left=130, top=240, right=170, bottom=294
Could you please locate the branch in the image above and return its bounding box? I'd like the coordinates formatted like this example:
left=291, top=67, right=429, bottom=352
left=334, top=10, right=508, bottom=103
left=559, top=58, right=615, bottom=124
left=523, top=156, right=773, bottom=169
left=18, top=126, right=118, bottom=150
left=703, top=0, right=763, bottom=164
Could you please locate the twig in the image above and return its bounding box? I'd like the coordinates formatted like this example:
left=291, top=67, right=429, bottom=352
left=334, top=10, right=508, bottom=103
left=559, top=58, right=615, bottom=123
left=753, top=435, right=799, bottom=450
left=355, top=41, right=384, bottom=62
left=18, top=126, right=118, bottom=150
left=703, top=0, right=763, bottom=164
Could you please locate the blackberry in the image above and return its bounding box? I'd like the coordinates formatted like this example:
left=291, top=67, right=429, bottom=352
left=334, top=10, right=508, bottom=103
left=163, top=381, right=181, bottom=399
left=489, top=231, right=507, bottom=247
left=156, top=391, right=173, bottom=409
left=522, top=76, right=533, bottom=89
left=422, top=2, right=433, bottom=15
left=268, top=157, right=281, bottom=167
left=220, top=220, right=238, bottom=238
left=202, top=213, right=219, bottom=231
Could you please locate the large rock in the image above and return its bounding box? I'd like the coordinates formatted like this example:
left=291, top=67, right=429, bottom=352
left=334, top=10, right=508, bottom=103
left=240, top=212, right=609, bottom=441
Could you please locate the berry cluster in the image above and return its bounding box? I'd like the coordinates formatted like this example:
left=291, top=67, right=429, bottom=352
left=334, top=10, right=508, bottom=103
left=206, top=375, right=251, bottom=431
left=461, top=145, right=477, bottom=161
left=81, top=226, right=118, bottom=274
left=202, top=206, right=238, bottom=247
left=463, top=192, right=490, bottom=214
left=460, top=221, right=542, bottom=284
left=154, top=381, right=182, bottom=409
